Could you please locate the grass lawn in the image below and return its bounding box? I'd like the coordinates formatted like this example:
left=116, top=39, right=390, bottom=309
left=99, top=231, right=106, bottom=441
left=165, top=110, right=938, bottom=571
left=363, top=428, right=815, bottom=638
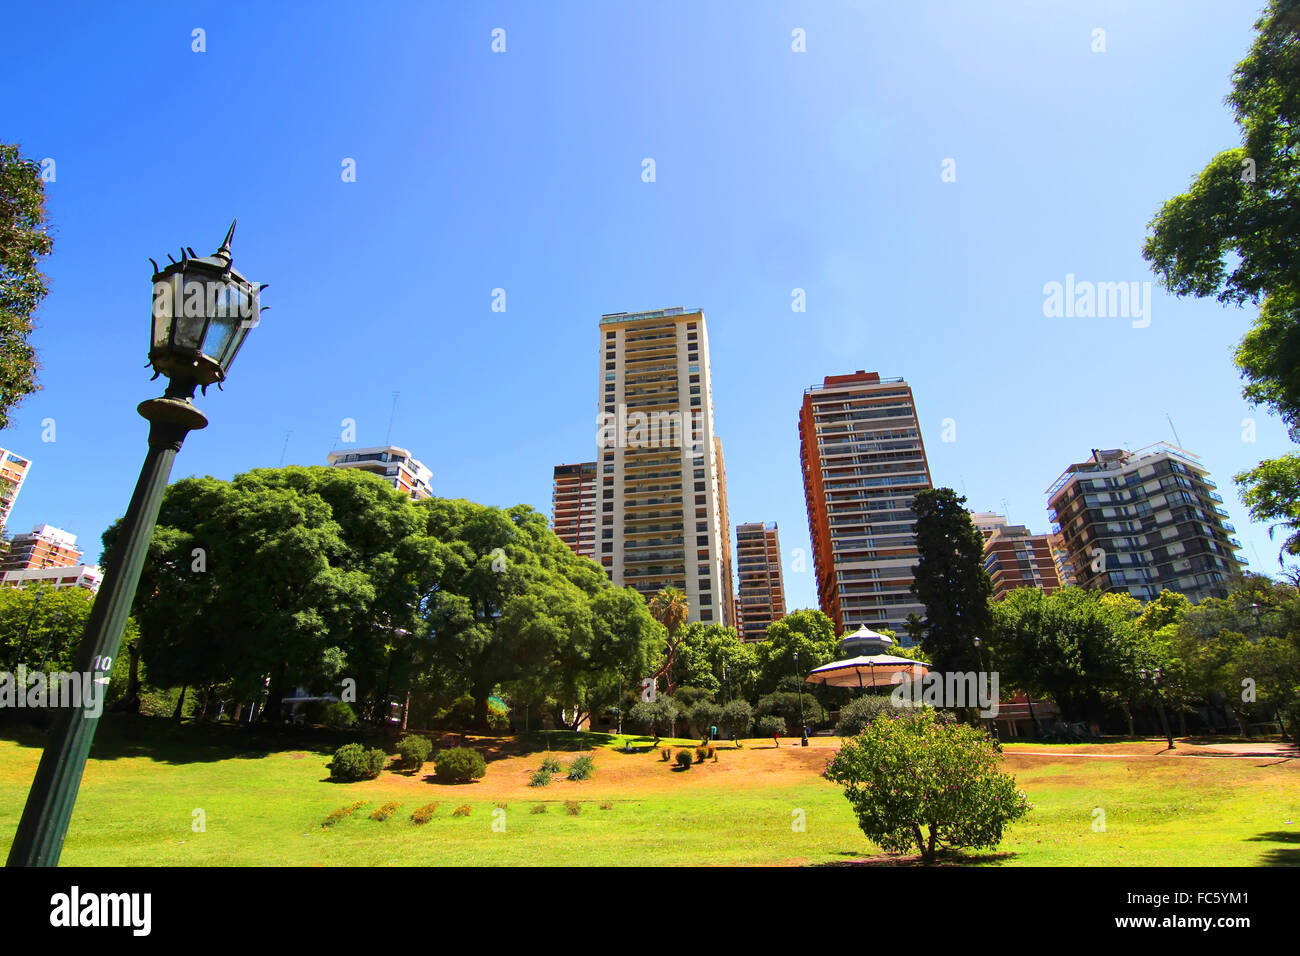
left=0, top=718, right=1296, bottom=866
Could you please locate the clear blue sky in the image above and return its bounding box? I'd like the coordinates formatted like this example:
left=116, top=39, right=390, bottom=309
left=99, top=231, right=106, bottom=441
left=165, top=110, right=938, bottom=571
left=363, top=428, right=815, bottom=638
left=1, top=1, right=1289, bottom=613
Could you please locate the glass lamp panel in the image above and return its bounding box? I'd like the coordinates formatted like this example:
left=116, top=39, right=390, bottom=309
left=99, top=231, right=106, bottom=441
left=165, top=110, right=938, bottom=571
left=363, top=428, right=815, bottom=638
left=204, top=314, right=241, bottom=369
left=151, top=274, right=179, bottom=349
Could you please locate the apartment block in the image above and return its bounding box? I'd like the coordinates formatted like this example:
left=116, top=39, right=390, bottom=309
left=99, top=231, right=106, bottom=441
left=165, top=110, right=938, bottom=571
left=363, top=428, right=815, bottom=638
left=327, top=445, right=433, bottom=499
left=1047, top=444, right=1244, bottom=602
left=799, top=371, right=933, bottom=640
left=551, top=462, right=598, bottom=561
left=2, top=564, right=102, bottom=593
left=735, top=521, right=787, bottom=641
left=0, top=447, right=31, bottom=533
left=597, top=307, right=732, bottom=626
left=0, top=524, right=82, bottom=573
left=971, top=512, right=1064, bottom=601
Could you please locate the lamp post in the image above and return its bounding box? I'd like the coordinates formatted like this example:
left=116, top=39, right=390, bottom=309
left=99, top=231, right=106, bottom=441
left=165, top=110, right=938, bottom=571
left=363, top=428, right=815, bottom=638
left=7, top=223, right=263, bottom=867
left=1139, top=667, right=1175, bottom=751
left=793, top=649, right=808, bottom=747
left=974, top=636, right=998, bottom=743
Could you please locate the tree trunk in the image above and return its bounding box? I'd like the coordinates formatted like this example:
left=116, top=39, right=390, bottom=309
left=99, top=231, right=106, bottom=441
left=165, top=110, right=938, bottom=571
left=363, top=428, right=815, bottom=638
left=172, top=685, right=187, bottom=722
left=263, top=664, right=287, bottom=724
left=110, top=638, right=143, bottom=714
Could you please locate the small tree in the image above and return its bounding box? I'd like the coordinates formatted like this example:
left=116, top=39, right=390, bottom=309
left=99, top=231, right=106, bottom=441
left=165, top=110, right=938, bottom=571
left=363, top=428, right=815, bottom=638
left=755, top=714, right=786, bottom=743
left=689, top=699, right=723, bottom=742
left=835, top=694, right=915, bottom=737
left=824, top=709, right=1030, bottom=863
left=629, top=697, right=680, bottom=742
left=720, top=699, right=753, bottom=744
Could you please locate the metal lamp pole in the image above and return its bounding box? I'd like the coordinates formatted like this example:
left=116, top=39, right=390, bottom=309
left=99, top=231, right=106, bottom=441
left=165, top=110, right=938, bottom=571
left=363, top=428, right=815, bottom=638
left=793, top=650, right=808, bottom=747
left=7, top=223, right=262, bottom=867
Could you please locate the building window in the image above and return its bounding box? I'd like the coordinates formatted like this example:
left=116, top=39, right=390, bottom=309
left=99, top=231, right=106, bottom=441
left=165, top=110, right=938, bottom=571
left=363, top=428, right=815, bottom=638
left=697, top=535, right=708, bottom=546
left=700, top=610, right=712, bottom=621
left=694, top=482, right=705, bottom=491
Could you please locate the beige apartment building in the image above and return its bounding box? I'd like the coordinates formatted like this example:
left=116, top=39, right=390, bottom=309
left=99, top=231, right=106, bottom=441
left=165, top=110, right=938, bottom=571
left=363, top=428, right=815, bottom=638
left=597, top=308, right=733, bottom=626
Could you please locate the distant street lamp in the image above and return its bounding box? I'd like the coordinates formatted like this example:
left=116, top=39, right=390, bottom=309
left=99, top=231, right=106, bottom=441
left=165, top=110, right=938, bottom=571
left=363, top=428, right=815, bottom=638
left=7, top=223, right=263, bottom=867
left=974, top=636, right=998, bottom=743
left=1139, top=667, right=1176, bottom=751
left=793, top=649, right=808, bottom=747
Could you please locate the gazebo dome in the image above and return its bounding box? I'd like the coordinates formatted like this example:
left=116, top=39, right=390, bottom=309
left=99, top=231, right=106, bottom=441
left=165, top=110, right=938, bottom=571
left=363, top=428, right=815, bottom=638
left=837, top=625, right=895, bottom=659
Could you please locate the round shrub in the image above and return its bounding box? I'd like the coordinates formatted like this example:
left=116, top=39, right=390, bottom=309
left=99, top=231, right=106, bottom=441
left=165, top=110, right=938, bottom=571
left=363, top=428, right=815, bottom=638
left=835, top=695, right=916, bottom=737
left=396, top=734, right=433, bottom=771
left=327, top=743, right=387, bottom=782
left=434, top=746, right=487, bottom=783
left=756, top=714, right=787, bottom=739
left=675, top=750, right=693, bottom=769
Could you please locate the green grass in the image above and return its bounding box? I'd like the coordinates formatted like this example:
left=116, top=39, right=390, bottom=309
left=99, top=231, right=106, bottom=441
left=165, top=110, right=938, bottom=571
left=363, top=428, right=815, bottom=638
left=0, top=718, right=1295, bottom=866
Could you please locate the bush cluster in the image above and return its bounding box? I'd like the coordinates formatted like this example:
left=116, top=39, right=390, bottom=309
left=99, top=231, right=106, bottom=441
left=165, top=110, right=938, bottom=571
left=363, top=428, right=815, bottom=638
left=530, top=768, right=553, bottom=787
left=434, top=747, right=487, bottom=783
left=564, top=800, right=581, bottom=816
left=452, top=804, right=472, bottom=817
left=396, top=734, right=433, bottom=771
left=540, top=756, right=564, bottom=774
left=411, top=803, right=438, bottom=824
left=675, top=750, right=694, bottom=769
left=322, top=800, right=370, bottom=828
left=369, top=801, right=402, bottom=821
left=327, top=743, right=386, bottom=782
left=530, top=803, right=548, bottom=814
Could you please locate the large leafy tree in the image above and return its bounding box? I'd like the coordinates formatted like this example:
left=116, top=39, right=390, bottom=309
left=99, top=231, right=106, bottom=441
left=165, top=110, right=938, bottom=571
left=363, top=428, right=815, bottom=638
left=986, top=587, right=1144, bottom=724
left=1141, top=1, right=1300, bottom=559
left=670, top=622, right=757, bottom=699
left=0, top=144, right=53, bottom=429
left=909, top=488, right=992, bottom=677
left=754, top=608, right=838, bottom=695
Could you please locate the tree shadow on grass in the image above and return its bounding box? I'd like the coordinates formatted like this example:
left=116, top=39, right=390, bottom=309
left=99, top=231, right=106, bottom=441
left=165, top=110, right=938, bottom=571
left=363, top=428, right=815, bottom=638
left=814, top=849, right=1017, bottom=867
left=1246, top=830, right=1300, bottom=865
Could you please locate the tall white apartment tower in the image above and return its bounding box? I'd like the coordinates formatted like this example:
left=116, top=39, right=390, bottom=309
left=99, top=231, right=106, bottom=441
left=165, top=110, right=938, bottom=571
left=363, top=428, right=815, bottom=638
left=597, top=308, right=732, bottom=626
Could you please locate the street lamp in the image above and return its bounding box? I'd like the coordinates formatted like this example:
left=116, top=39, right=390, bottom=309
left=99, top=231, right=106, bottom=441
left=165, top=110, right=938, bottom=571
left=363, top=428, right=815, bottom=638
left=7, top=223, right=263, bottom=868
left=974, top=636, right=998, bottom=743
left=793, top=649, right=808, bottom=747
left=1139, top=667, right=1175, bottom=751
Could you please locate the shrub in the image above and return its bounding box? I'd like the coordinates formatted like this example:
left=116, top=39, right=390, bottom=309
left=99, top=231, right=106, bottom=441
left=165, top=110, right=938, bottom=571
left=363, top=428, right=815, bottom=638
left=564, top=800, right=581, bottom=816
left=530, top=768, right=553, bottom=787
left=824, top=708, right=1031, bottom=863
left=835, top=694, right=915, bottom=737
left=694, top=746, right=707, bottom=764
left=396, top=734, right=433, bottom=771
left=660, top=748, right=672, bottom=762
left=675, top=750, right=693, bottom=769
left=707, top=746, right=717, bottom=761
left=370, top=801, right=402, bottom=821
left=721, top=699, right=753, bottom=744
left=411, top=803, right=438, bottom=824
left=600, top=801, right=613, bottom=810
left=434, top=746, right=486, bottom=783
left=495, top=801, right=508, bottom=810
left=452, top=804, right=472, bottom=817
left=327, top=743, right=386, bottom=782
left=540, top=756, right=564, bottom=774
left=530, top=803, right=548, bottom=814
left=321, top=701, right=357, bottom=728
left=322, top=801, right=370, bottom=828
left=568, top=754, right=595, bottom=781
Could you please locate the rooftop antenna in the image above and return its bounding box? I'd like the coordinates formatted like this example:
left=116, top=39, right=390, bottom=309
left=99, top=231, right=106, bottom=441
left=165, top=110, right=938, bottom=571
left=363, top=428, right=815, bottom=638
left=1166, top=412, right=1183, bottom=449
left=1000, top=497, right=1011, bottom=521
left=385, top=391, right=400, bottom=446
left=278, top=430, right=293, bottom=468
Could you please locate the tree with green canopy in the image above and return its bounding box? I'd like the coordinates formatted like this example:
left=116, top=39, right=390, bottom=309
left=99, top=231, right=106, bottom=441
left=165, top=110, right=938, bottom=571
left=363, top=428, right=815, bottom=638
left=0, top=143, right=53, bottom=429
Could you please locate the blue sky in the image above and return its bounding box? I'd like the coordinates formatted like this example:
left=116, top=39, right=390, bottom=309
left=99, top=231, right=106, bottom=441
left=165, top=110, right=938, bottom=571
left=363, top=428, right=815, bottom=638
left=1, top=1, right=1289, bottom=613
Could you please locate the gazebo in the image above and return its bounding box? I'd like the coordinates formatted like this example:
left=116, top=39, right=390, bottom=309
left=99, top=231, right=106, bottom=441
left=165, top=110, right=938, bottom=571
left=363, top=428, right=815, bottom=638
left=804, top=625, right=929, bottom=691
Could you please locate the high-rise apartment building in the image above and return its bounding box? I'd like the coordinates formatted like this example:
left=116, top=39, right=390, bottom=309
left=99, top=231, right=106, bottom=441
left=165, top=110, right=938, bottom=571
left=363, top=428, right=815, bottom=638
left=597, top=307, right=732, bottom=626
left=327, top=445, right=433, bottom=499
left=1047, top=444, right=1244, bottom=602
left=0, top=446, right=31, bottom=533
left=735, top=521, right=786, bottom=641
left=799, top=371, right=933, bottom=640
left=971, top=512, right=1064, bottom=601
left=551, top=462, right=598, bottom=561
left=0, top=524, right=82, bottom=573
